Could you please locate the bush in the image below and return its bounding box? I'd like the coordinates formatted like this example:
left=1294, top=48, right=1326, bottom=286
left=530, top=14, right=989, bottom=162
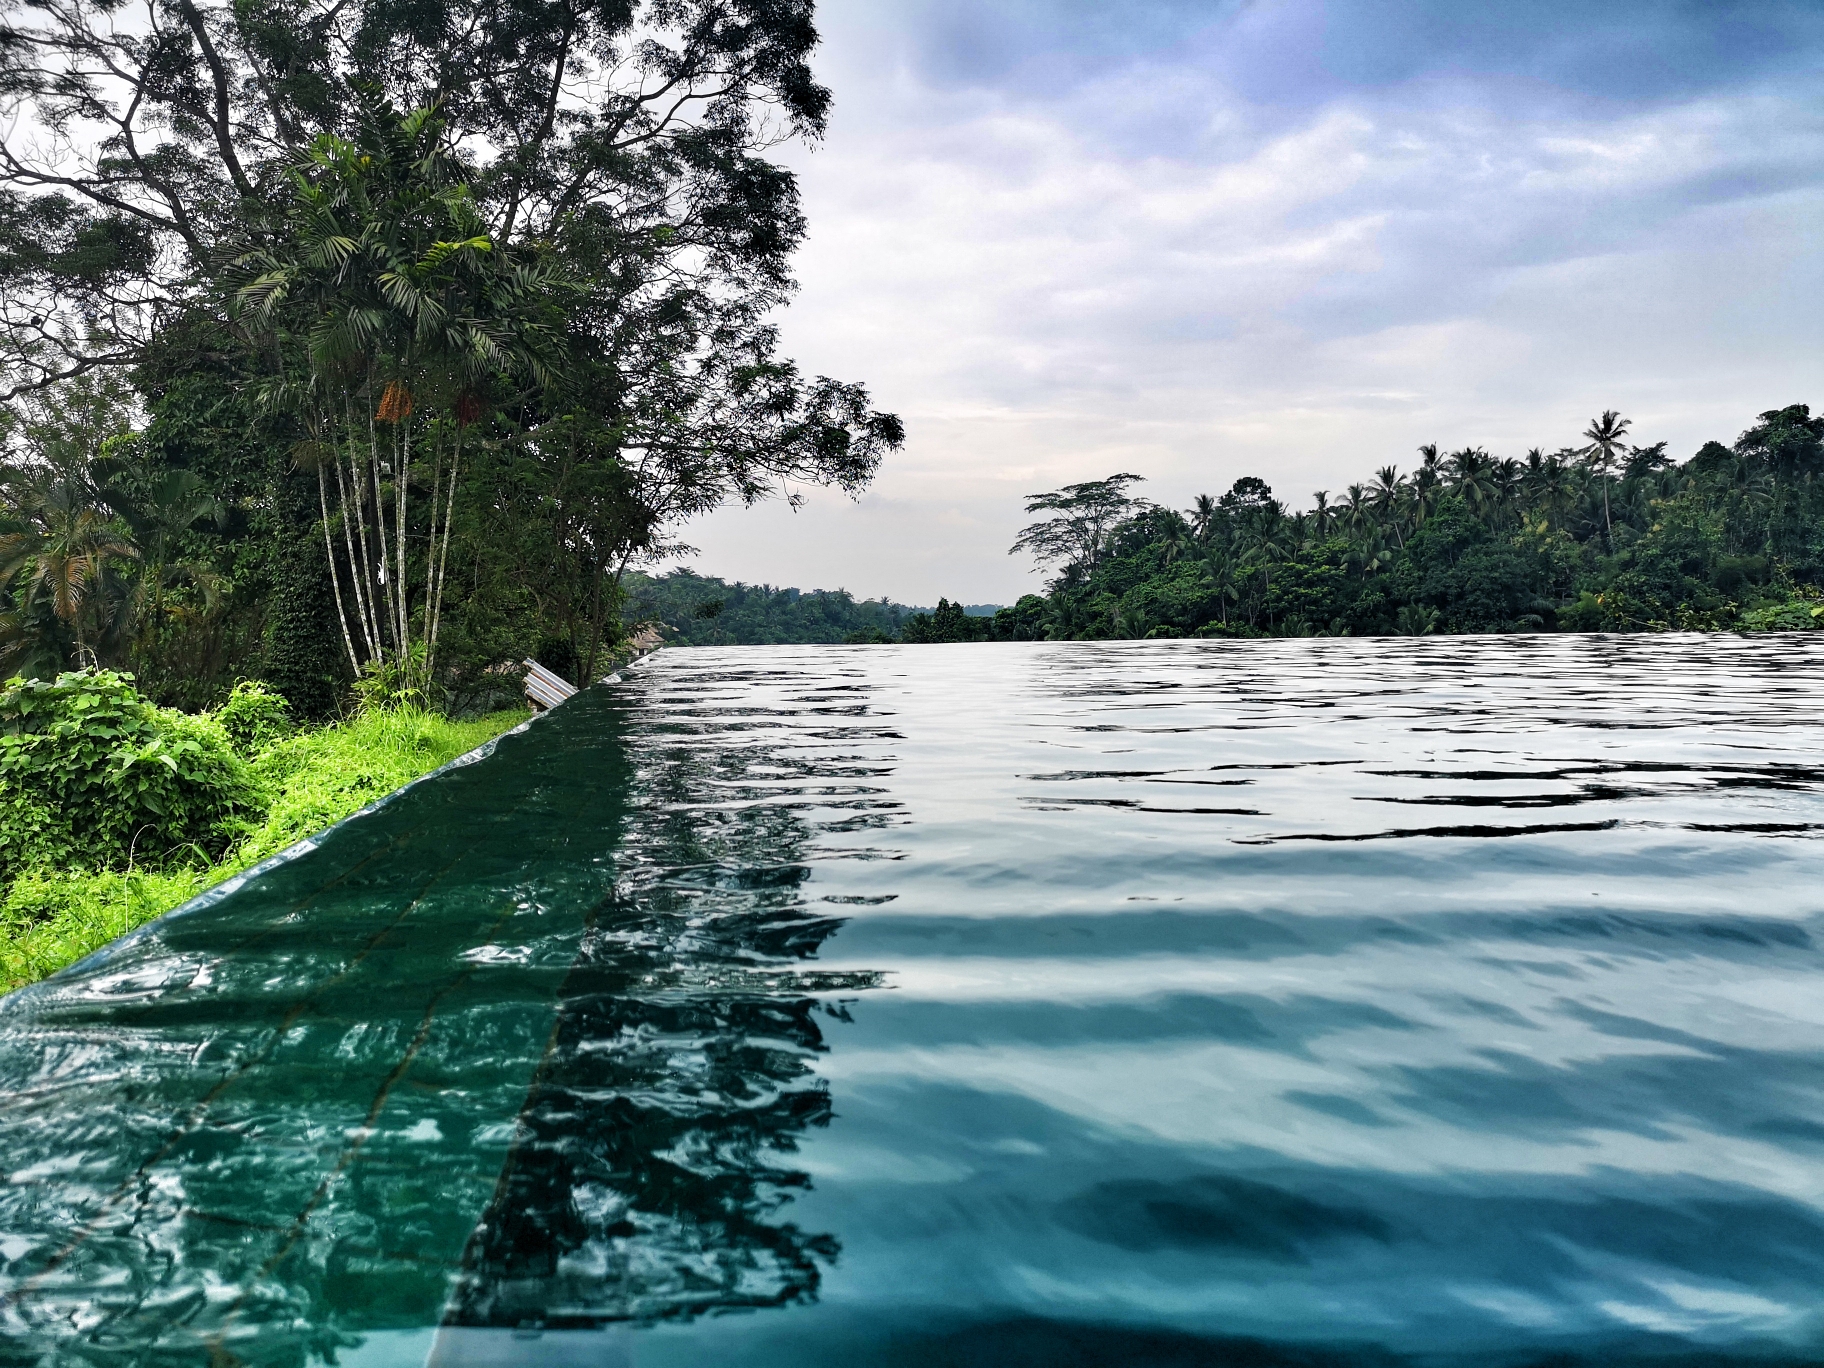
left=213, top=678, right=293, bottom=756
left=0, top=670, right=256, bottom=874
left=1738, top=600, right=1823, bottom=632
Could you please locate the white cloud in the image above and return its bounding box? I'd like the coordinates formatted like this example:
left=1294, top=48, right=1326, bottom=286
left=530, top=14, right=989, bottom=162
left=681, top=1, right=1824, bottom=604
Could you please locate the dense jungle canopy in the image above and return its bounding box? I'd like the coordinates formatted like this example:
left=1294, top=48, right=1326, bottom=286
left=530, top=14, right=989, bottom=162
left=0, top=0, right=901, bottom=713
left=942, top=405, right=1824, bottom=644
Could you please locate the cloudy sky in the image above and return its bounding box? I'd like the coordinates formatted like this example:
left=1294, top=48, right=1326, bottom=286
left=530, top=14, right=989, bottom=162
left=681, top=0, right=1824, bottom=607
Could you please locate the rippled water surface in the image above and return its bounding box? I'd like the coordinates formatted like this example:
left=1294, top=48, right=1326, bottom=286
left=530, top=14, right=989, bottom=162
left=3, top=636, right=1824, bottom=1366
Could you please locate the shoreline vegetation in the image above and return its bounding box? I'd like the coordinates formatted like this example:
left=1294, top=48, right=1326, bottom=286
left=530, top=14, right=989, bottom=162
left=662, top=404, right=1819, bottom=647
left=621, top=406, right=1824, bottom=650
left=969, top=405, right=1824, bottom=643
left=0, top=672, right=524, bottom=990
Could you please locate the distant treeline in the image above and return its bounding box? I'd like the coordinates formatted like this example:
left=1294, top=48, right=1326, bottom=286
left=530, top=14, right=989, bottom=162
left=926, top=403, right=1824, bottom=642
left=636, top=404, right=1824, bottom=648
left=625, top=571, right=994, bottom=646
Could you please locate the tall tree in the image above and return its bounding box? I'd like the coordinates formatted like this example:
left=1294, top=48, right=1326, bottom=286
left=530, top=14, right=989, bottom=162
left=1010, top=474, right=1147, bottom=576
left=1, top=0, right=903, bottom=691
left=1580, top=410, right=1632, bottom=545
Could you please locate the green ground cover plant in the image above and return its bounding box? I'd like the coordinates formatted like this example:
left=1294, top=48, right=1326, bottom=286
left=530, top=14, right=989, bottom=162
left=0, top=674, right=525, bottom=989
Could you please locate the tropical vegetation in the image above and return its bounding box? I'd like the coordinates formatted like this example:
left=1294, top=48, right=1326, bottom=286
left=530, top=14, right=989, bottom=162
left=0, top=0, right=901, bottom=714
left=964, top=405, right=1824, bottom=641
left=0, top=669, right=524, bottom=988
left=624, top=569, right=923, bottom=648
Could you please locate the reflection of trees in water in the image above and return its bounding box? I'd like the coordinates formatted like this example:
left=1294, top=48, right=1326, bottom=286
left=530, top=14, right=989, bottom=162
left=0, top=680, right=895, bottom=1360
left=444, top=706, right=896, bottom=1329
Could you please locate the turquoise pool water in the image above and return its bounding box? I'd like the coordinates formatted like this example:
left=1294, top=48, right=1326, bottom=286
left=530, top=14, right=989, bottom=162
left=2, top=637, right=1823, bottom=1365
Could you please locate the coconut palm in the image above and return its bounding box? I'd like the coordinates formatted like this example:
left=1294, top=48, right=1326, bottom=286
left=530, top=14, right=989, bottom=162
left=1580, top=410, right=1632, bottom=545
left=1369, top=467, right=1406, bottom=544
left=1198, top=550, right=1242, bottom=626
left=1187, top=493, right=1220, bottom=542
left=1446, top=447, right=1499, bottom=518
left=1341, top=484, right=1371, bottom=534
left=1406, top=462, right=1439, bottom=528
left=1491, top=458, right=1524, bottom=524
left=1156, top=510, right=1198, bottom=566
left=1237, top=506, right=1295, bottom=622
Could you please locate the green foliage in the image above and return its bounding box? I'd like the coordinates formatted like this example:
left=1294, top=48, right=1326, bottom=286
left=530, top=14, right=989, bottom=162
left=2, top=2, right=903, bottom=707
left=0, top=702, right=526, bottom=987
left=0, top=868, right=208, bottom=990
left=625, top=569, right=922, bottom=646
left=212, top=679, right=292, bottom=757
left=0, top=670, right=255, bottom=875
left=991, top=595, right=1051, bottom=641
left=1009, top=404, right=1824, bottom=640
left=1740, top=600, right=1824, bottom=632
left=900, top=599, right=993, bottom=643
left=236, top=706, right=524, bottom=868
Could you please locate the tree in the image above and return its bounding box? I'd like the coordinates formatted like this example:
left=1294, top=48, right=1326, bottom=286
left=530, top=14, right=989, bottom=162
left=1369, top=465, right=1405, bottom=543
left=2, top=0, right=905, bottom=692
left=1188, top=493, right=1220, bottom=541
left=0, top=471, right=138, bottom=669
left=236, top=100, right=568, bottom=688
left=1309, top=490, right=1333, bottom=537
left=1580, top=410, right=1632, bottom=545
left=1010, top=474, right=1147, bottom=576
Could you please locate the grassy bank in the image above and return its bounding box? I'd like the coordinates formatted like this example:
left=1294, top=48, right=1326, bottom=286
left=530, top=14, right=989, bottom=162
left=0, top=705, right=527, bottom=990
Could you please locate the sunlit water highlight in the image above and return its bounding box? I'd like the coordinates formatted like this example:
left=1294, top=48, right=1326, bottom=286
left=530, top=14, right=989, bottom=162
left=1, top=636, right=1822, bottom=1366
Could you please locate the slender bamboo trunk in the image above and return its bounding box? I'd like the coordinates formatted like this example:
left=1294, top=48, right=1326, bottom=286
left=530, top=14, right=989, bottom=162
left=318, top=463, right=361, bottom=676
left=367, top=400, right=395, bottom=656
left=426, top=427, right=461, bottom=679
left=424, top=423, right=442, bottom=671
left=340, top=420, right=382, bottom=664
left=395, top=413, right=410, bottom=664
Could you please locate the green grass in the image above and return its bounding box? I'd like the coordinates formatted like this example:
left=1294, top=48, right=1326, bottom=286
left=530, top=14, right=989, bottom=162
left=0, top=706, right=528, bottom=990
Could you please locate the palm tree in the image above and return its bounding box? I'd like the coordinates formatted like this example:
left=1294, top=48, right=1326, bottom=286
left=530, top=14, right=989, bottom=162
left=1446, top=447, right=1498, bottom=518
left=1237, top=507, right=1295, bottom=624
left=1310, top=490, right=1333, bottom=536
left=97, top=466, right=228, bottom=648
left=1198, top=550, right=1241, bottom=626
left=1370, top=466, right=1406, bottom=544
left=1580, top=410, right=1632, bottom=546
left=1157, top=510, right=1198, bottom=566
left=1492, top=458, right=1524, bottom=525
left=1187, top=493, right=1220, bottom=542
left=235, top=97, right=565, bottom=689
left=1408, top=462, right=1441, bottom=528
left=0, top=472, right=138, bottom=668
left=1341, top=484, right=1371, bottom=534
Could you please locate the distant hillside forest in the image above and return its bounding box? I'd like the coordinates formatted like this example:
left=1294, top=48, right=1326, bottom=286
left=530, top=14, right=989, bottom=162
left=922, top=404, right=1824, bottom=643
left=623, top=570, right=999, bottom=646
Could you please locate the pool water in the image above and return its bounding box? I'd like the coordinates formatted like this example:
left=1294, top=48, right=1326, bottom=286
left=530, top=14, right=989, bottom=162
left=3, top=637, right=1824, bottom=1366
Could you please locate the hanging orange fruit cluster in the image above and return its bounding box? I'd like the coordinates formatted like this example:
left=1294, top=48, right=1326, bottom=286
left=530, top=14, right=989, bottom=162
left=375, top=380, right=415, bottom=423
left=454, top=393, right=482, bottom=426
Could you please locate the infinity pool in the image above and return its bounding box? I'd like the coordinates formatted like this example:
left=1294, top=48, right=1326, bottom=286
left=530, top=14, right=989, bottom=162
left=3, top=637, right=1823, bottom=1366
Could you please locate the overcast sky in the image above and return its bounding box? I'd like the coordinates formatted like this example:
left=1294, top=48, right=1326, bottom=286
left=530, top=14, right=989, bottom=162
left=680, top=0, right=1824, bottom=607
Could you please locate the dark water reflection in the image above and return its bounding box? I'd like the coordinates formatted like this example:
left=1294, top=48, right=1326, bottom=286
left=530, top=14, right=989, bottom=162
left=3, top=635, right=1824, bottom=1366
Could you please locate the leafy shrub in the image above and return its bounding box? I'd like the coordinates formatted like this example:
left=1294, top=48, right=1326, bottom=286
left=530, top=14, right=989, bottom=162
left=1738, top=600, right=1823, bottom=632
left=0, top=670, right=256, bottom=874
left=213, top=679, right=293, bottom=756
